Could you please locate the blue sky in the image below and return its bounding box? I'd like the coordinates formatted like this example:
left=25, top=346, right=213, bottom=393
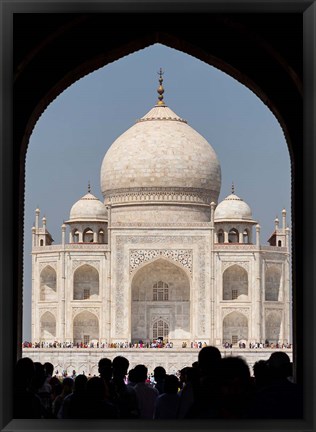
left=23, top=43, right=291, bottom=341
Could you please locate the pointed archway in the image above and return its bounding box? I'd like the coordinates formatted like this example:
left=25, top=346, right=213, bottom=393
left=131, top=258, right=190, bottom=343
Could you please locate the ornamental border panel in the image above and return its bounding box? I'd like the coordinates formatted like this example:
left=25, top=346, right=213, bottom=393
left=130, top=249, right=193, bottom=274
left=222, top=261, right=249, bottom=272
left=151, top=315, right=170, bottom=324
left=72, top=260, right=100, bottom=272
left=72, top=307, right=100, bottom=319
left=39, top=262, right=57, bottom=272
left=39, top=307, right=57, bottom=319
left=222, top=307, right=250, bottom=319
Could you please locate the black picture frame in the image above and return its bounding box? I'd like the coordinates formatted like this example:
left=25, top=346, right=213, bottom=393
left=1, top=1, right=315, bottom=431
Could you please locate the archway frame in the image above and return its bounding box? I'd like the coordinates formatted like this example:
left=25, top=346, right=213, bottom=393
left=1, top=3, right=314, bottom=429
left=130, top=256, right=192, bottom=343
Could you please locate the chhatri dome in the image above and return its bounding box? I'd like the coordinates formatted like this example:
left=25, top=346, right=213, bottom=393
left=100, top=69, right=221, bottom=223
left=68, top=184, right=108, bottom=222
left=214, top=184, right=254, bottom=222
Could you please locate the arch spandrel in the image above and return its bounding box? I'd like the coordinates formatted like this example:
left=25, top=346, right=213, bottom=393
left=130, top=249, right=193, bottom=277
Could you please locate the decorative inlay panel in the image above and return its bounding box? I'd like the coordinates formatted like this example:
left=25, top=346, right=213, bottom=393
left=106, top=187, right=212, bottom=205
left=39, top=262, right=57, bottom=272
left=130, top=249, right=193, bottom=274
left=72, top=307, right=100, bottom=319
left=222, top=261, right=249, bottom=272
left=39, top=307, right=57, bottom=318
left=151, top=315, right=170, bottom=323
left=72, top=260, right=100, bottom=271
left=222, top=307, right=250, bottom=318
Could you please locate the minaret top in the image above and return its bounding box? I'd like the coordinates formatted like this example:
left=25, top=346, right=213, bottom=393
left=156, top=68, right=166, bottom=107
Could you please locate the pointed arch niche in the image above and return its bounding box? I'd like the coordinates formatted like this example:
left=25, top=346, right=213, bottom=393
left=265, top=265, right=282, bottom=301
left=40, top=265, right=57, bottom=301
left=73, top=311, right=99, bottom=345
left=223, top=264, right=249, bottom=301
left=40, top=311, right=56, bottom=341
left=73, top=264, right=99, bottom=300
left=131, top=258, right=190, bottom=343
left=223, top=311, right=248, bottom=345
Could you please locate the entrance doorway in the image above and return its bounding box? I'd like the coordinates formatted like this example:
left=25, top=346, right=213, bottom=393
left=153, top=319, right=169, bottom=340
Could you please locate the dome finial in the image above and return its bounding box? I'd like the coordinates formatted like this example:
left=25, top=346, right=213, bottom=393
left=88, top=180, right=91, bottom=193
left=156, top=68, right=166, bottom=106
left=232, top=182, right=235, bottom=194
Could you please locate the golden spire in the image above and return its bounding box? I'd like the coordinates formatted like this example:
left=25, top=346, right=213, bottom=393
left=156, top=68, right=166, bottom=106
left=232, top=182, right=235, bottom=194
left=88, top=180, right=91, bottom=194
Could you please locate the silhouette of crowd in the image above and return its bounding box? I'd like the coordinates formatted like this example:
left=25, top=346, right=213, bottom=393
left=13, top=347, right=303, bottom=419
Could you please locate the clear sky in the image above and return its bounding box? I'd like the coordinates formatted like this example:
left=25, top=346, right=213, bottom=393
left=23, top=43, right=291, bottom=341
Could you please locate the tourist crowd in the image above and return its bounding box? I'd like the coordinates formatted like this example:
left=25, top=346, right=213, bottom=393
left=22, top=339, right=292, bottom=350
left=14, top=346, right=302, bottom=420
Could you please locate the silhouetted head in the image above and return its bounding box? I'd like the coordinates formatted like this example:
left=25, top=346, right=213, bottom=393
left=74, top=374, right=88, bottom=394
left=112, top=356, right=129, bottom=380
left=198, top=345, right=221, bottom=377
left=253, top=360, right=269, bottom=387
left=43, top=362, right=54, bottom=377
left=154, top=366, right=166, bottom=382
left=164, top=374, right=179, bottom=394
left=14, top=357, right=35, bottom=389
left=61, top=377, right=74, bottom=396
left=98, top=358, right=112, bottom=381
left=128, top=368, right=137, bottom=385
left=267, top=351, right=292, bottom=379
left=133, top=364, right=148, bottom=383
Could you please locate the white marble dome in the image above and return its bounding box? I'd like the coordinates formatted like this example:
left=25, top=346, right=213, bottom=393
left=100, top=104, right=221, bottom=206
left=214, top=193, right=253, bottom=221
left=69, top=192, right=108, bottom=221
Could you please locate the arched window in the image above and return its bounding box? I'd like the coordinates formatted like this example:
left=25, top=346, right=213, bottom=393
left=217, top=229, right=224, bottom=243
left=243, top=229, right=249, bottom=243
left=40, top=239, right=44, bottom=246
left=40, top=311, right=56, bottom=341
left=223, top=312, right=248, bottom=345
left=153, top=281, right=169, bottom=301
left=73, top=311, right=99, bottom=345
left=265, top=265, right=282, bottom=301
left=153, top=319, right=169, bottom=339
left=73, top=229, right=79, bottom=243
left=40, top=265, right=57, bottom=301
left=73, top=264, right=99, bottom=300
left=278, top=240, right=282, bottom=247
left=83, top=228, right=93, bottom=242
left=228, top=228, right=239, bottom=243
left=223, top=264, right=248, bottom=300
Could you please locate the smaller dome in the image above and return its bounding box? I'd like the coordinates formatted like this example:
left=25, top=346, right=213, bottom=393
left=68, top=193, right=108, bottom=221
left=214, top=193, right=253, bottom=221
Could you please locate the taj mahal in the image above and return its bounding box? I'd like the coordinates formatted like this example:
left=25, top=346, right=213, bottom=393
left=24, top=72, right=292, bottom=374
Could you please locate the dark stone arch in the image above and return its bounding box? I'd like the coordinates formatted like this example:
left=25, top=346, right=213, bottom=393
left=9, top=9, right=307, bottom=394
